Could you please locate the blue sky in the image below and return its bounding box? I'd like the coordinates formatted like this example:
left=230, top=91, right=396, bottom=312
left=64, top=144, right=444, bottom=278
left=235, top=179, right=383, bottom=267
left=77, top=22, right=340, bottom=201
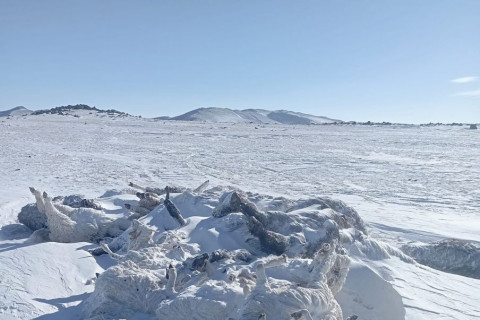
left=1, top=1, right=479, bottom=122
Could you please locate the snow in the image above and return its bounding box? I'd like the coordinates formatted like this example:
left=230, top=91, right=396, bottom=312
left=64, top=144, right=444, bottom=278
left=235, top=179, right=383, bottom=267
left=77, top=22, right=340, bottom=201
left=0, top=106, right=32, bottom=117
left=0, top=113, right=479, bottom=319
left=0, top=241, right=100, bottom=318
left=336, top=261, right=405, bottom=320
left=170, top=107, right=340, bottom=124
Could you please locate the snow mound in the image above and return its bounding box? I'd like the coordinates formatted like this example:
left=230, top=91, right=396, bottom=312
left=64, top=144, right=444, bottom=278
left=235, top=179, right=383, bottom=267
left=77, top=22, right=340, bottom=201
left=402, top=239, right=480, bottom=279
left=80, top=186, right=407, bottom=320
left=336, top=262, right=405, bottom=320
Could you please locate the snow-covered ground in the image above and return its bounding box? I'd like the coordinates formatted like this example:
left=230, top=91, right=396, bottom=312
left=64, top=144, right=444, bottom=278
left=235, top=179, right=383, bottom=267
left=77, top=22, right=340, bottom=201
left=0, top=112, right=479, bottom=319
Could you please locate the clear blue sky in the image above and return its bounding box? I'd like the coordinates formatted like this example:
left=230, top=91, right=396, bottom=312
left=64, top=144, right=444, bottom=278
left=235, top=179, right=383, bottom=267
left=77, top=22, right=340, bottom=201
left=1, top=1, right=479, bottom=122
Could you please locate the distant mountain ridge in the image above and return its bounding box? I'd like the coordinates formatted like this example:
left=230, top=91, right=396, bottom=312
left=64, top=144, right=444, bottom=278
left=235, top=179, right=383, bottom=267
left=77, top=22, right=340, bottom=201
left=162, top=107, right=341, bottom=124
left=0, top=104, right=131, bottom=118
left=31, top=104, right=129, bottom=116
left=1, top=105, right=340, bottom=124
left=0, top=106, right=33, bottom=117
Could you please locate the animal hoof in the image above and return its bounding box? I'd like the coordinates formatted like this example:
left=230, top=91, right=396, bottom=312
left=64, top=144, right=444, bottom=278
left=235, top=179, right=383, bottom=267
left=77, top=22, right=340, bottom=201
left=322, top=243, right=331, bottom=252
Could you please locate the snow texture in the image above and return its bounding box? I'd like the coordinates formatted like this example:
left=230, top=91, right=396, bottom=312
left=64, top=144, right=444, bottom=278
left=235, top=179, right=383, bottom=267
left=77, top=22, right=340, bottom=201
left=1, top=114, right=479, bottom=320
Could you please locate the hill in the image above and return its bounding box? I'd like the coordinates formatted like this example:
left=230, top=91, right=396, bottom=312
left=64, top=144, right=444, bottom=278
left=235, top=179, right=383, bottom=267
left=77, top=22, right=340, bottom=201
left=165, top=107, right=341, bottom=124
left=0, top=106, right=33, bottom=117
left=31, top=104, right=129, bottom=117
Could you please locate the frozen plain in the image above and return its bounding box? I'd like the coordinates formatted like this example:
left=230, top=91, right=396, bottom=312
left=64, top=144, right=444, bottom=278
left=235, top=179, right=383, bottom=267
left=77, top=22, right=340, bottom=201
left=0, top=112, right=479, bottom=319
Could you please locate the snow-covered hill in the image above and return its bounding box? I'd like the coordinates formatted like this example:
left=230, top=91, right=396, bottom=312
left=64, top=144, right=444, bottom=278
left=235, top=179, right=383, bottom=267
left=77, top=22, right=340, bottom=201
left=0, top=104, right=133, bottom=119
left=167, top=107, right=341, bottom=124
left=31, top=104, right=131, bottom=118
left=0, top=106, right=32, bottom=117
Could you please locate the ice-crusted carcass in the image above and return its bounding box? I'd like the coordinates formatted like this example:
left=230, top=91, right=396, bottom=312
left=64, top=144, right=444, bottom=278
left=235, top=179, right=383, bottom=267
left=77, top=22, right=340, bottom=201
left=402, top=239, right=480, bottom=279
left=81, top=187, right=369, bottom=319
left=125, top=191, right=164, bottom=219
left=235, top=243, right=347, bottom=320
left=42, top=191, right=130, bottom=242
left=124, top=180, right=210, bottom=219
left=18, top=187, right=104, bottom=231
left=19, top=187, right=130, bottom=243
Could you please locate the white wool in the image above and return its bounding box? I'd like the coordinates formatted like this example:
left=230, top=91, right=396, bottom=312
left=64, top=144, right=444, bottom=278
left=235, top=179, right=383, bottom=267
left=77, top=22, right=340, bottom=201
left=43, top=194, right=97, bottom=243
left=128, top=219, right=155, bottom=251
left=86, top=260, right=167, bottom=314
left=238, top=245, right=346, bottom=320
left=156, top=296, right=228, bottom=320
left=42, top=192, right=127, bottom=243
